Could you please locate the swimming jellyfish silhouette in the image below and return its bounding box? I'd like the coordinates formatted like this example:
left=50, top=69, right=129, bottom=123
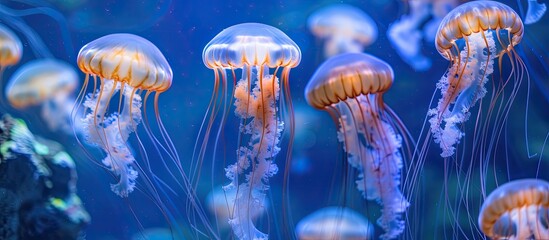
left=201, top=22, right=300, bottom=240
left=308, top=4, right=377, bottom=59
left=428, top=1, right=525, bottom=158
left=305, top=52, right=409, bottom=240
left=5, top=59, right=78, bottom=134
left=479, top=179, right=549, bottom=239
left=0, top=24, right=21, bottom=76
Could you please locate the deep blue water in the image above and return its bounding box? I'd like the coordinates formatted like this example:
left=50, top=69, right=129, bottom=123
left=2, top=0, right=549, bottom=239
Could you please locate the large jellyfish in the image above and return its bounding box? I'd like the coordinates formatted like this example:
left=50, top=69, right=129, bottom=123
left=479, top=179, right=549, bottom=239
left=77, top=33, right=216, bottom=238
left=0, top=24, right=21, bottom=75
left=295, top=207, right=374, bottom=240
left=428, top=1, right=525, bottom=158
left=305, top=52, right=409, bottom=239
left=76, top=33, right=172, bottom=197
left=201, top=23, right=300, bottom=240
left=308, top=4, right=377, bottom=59
left=5, top=59, right=78, bottom=134
left=387, top=0, right=459, bottom=71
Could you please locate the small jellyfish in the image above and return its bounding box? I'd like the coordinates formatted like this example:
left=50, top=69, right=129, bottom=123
left=479, top=179, right=549, bottom=239
left=305, top=52, right=409, bottom=240
left=387, top=0, right=459, bottom=71
left=0, top=24, right=22, bottom=74
left=428, top=1, right=524, bottom=157
left=295, top=207, right=374, bottom=240
left=5, top=59, right=78, bottom=134
left=525, top=0, right=547, bottom=25
left=308, top=4, right=377, bottom=58
left=202, top=23, right=300, bottom=240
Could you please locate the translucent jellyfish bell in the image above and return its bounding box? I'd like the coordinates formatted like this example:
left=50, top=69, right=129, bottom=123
left=203, top=23, right=300, bottom=69
left=429, top=0, right=524, bottom=157
left=479, top=179, right=549, bottom=239
left=295, top=207, right=374, bottom=240
left=0, top=24, right=22, bottom=71
left=305, top=53, right=409, bottom=240
left=308, top=4, right=377, bottom=58
left=78, top=33, right=172, bottom=92
left=5, top=59, right=78, bottom=133
left=201, top=23, right=300, bottom=240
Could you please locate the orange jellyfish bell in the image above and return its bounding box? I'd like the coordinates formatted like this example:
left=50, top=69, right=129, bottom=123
left=305, top=52, right=393, bottom=109
left=479, top=179, right=549, bottom=239
left=435, top=0, right=523, bottom=60
left=0, top=24, right=22, bottom=70
left=77, top=33, right=172, bottom=92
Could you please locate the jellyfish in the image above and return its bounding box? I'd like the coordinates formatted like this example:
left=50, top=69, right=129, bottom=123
left=5, top=59, right=78, bottom=134
left=0, top=24, right=21, bottom=75
left=308, top=4, right=377, bottom=59
left=478, top=179, right=549, bottom=239
left=0, top=2, right=73, bottom=59
left=76, top=33, right=216, bottom=238
left=201, top=23, right=300, bottom=240
left=428, top=1, right=524, bottom=158
left=387, top=0, right=459, bottom=71
left=295, top=207, right=374, bottom=240
left=524, top=0, right=547, bottom=25
left=305, top=52, right=410, bottom=239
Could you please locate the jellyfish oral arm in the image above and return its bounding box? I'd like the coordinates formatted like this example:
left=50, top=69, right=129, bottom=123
left=339, top=95, right=409, bottom=240
left=81, top=79, right=142, bottom=197
left=224, top=69, right=281, bottom=240
left=428, top=31, right=496, bottom=157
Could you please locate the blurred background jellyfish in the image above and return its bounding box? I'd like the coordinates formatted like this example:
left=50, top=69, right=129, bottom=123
left=0, top=24, right=22, bottom=76
left=387, top=0, right=459, bottom=71
left=478, top=179, right=549, bottom=239
left=0, top=1, right=73, bottom=60
left=428, top=1, right=524, bottom=158
left=305, top=52, right=409, bottom=240
left=308, top=4, right=377, bottom=59
left=5, top=59, right=78, bottom=134
left=201, top=23, right=300, bottom=239
left=295, top=206, right=373, bottom=240
left=524, top=0, right=547, bottom=25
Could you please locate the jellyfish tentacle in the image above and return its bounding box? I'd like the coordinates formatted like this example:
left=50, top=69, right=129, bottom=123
left=0, top=4, right=73, bottom=58
left=0, top=7, right=52, bottom=58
